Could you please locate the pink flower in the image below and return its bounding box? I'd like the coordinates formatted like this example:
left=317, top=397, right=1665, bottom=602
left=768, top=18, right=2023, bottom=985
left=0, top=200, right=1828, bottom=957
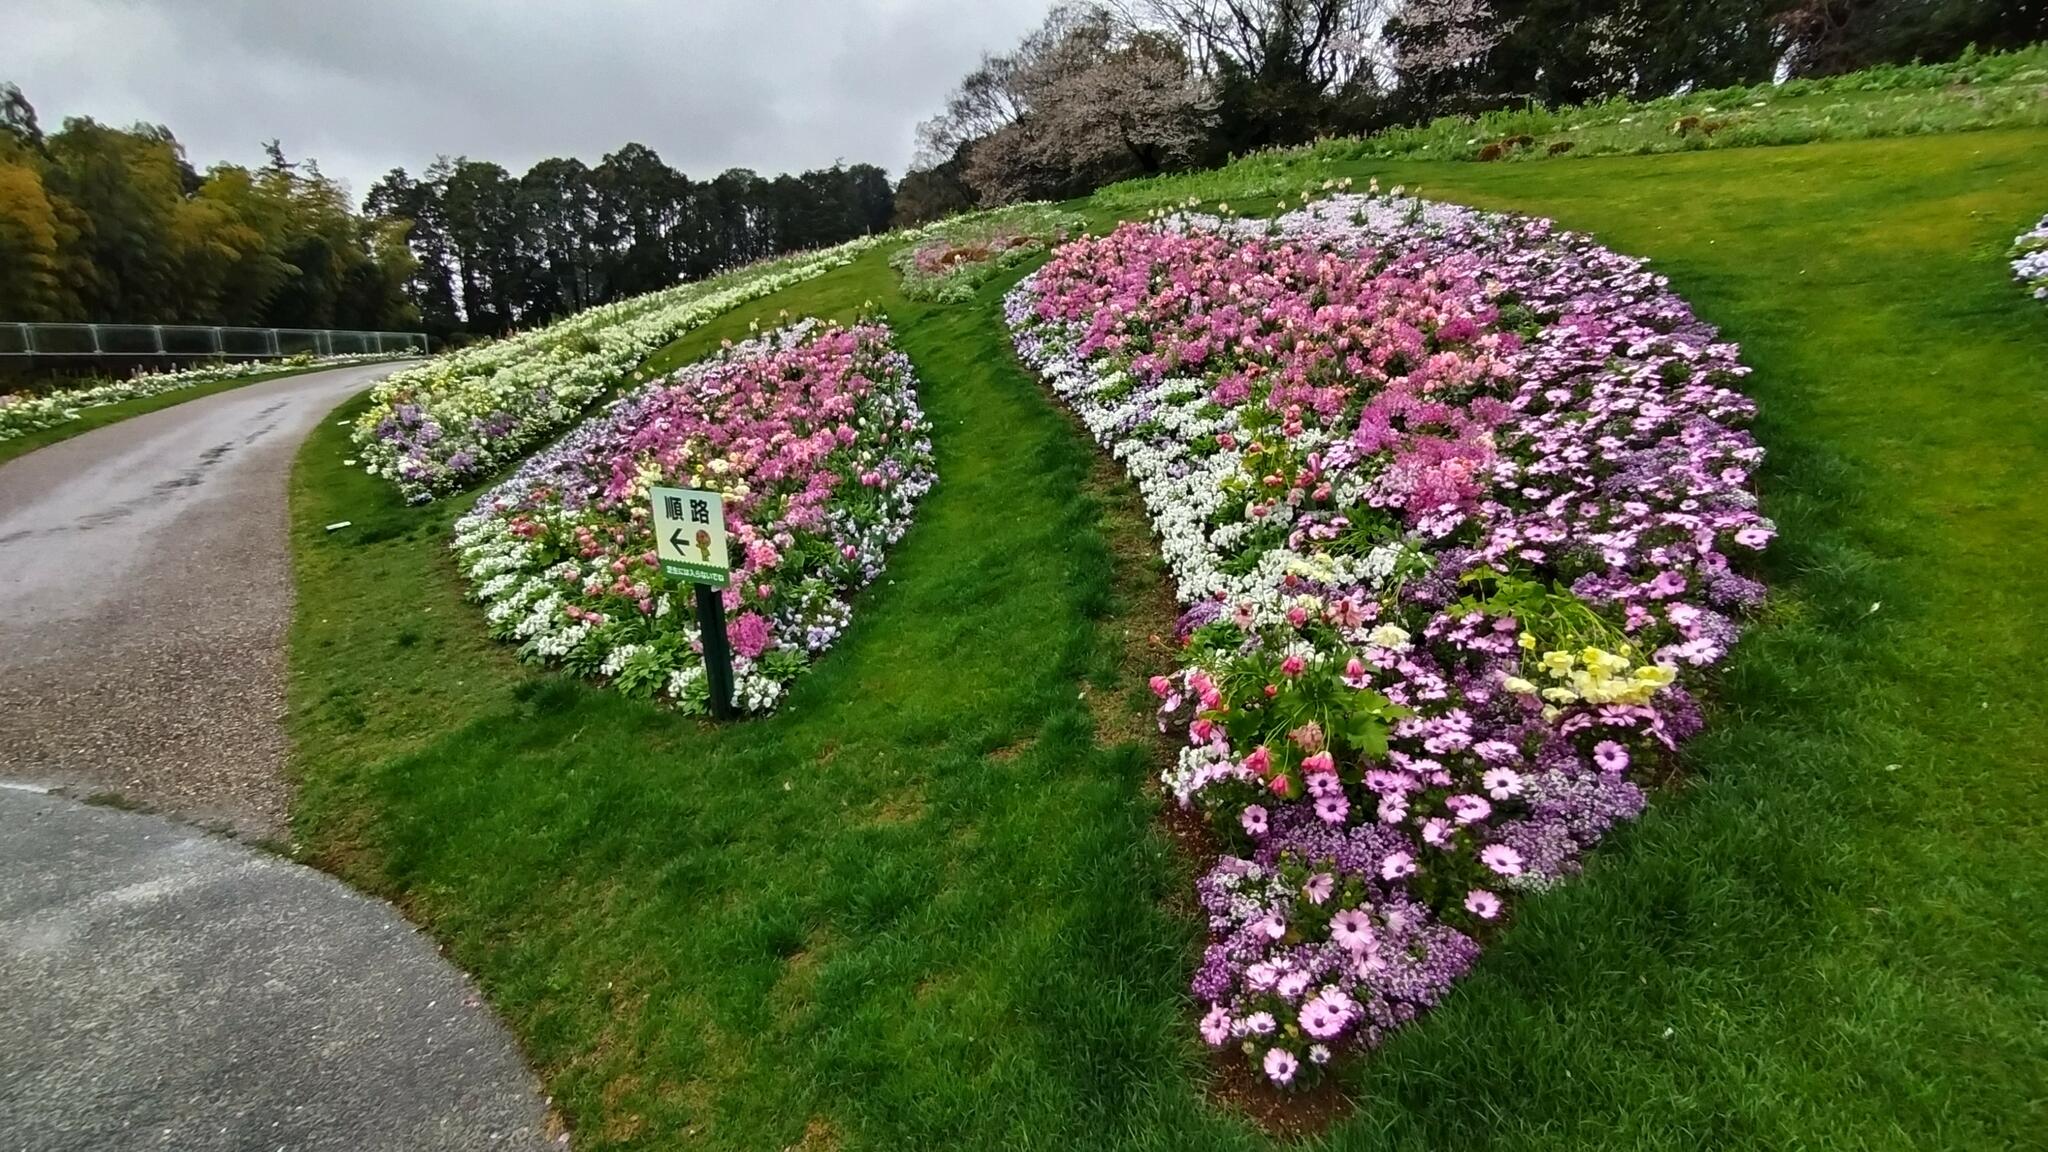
left=1465, top=889, right=1502, bottom=919
left=1240, top=804, right=1269, bottom=836
left=1422, top=816, right=1453, bottom=847
left=1243, top=1011, right=1276, bottom=1035
left=1341, top=657, right=1372, bottom=688
left=1481, top=843, right=1524, bottom=877
left=1482, top=767, right=1524, bottom=799
left=1303, top=873, right=1335, bottom=904
left=1290, top=721, right=1326, bottom=752
left=1380, top=851, right=1416, bottom=880
left=1299, top=994, right=1352, bottom=1039
left=1593, top=740, right=1631, bottom=772
left=1314, top=793, right=1350, bottom=825
left=1301, top=750, right=1335, bottom=774
left=1329, top=908, right=1375, bottom=952
left=1446, top=793, right=1492, bottom=824
left=1263, top=1047, right=1299, bottom=1085
left=1199, top=1006, right=1232, bottom=1045
left=1279, top=654, right=1306, bottom=677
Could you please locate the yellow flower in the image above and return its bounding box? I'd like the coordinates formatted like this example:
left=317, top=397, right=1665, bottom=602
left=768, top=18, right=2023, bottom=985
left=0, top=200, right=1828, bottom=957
left=1518, top=631, right=1537, bottom=651
left=1503, top=677, right=1538, bottom=695
left=1540, top=650, right=1577, bottom=677
left=1542, top=687, right=1579, bottom=704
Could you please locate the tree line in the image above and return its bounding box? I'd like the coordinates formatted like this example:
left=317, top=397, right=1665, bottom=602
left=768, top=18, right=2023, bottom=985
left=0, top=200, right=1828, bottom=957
left=0, top=88, right=413, bottom=333
left=362, top=152, right=891, bottom=340
left=0, top=83, right=894, bottom=342
left=898, top=0, right=2046, bottom=216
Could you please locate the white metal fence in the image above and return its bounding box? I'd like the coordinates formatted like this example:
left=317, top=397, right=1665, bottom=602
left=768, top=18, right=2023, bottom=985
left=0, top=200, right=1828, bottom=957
left=0, top=323, right=430, bottom=359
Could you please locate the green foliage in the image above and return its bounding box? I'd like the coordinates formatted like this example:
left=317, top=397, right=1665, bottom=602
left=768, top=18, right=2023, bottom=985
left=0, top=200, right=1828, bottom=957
left=889, top=203, right=1085, bottom=303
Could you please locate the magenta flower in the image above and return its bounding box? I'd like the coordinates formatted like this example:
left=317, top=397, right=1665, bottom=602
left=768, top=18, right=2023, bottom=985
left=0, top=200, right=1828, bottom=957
left=1465, top=889, right=1502, bottom=919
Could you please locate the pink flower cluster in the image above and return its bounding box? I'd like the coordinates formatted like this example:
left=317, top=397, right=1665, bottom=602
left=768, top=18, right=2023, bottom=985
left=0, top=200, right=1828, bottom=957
left=453, top=319, right=935, bottom=713
left=1007, top=194, right=1773, bottom=1084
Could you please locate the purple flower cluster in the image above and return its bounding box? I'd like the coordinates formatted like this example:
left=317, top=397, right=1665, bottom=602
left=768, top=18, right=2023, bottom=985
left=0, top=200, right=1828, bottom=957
left=1005, top=193, right=1772, bottom=1084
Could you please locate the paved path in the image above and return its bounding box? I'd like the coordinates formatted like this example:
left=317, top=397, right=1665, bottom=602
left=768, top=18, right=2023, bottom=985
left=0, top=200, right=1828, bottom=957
left=0, top=784, right=556, bottom=1151
left=0, top=369, right=559, bottom=1149
left=0, top=364, right=396, bottom=840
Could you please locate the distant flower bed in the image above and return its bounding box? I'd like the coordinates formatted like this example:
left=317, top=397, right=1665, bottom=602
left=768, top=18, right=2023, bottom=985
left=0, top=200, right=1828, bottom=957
left=892, top=204, right=1084, bottom=303
left=354, top=236, right=895, bottom=503
left=0, top=352, right=413, bottom=445
left=2013, top=213, right=2048, bottom=300
left=451, top=319, right=935, bottom=714
left=1007, top=193, right=1772, bottom=1086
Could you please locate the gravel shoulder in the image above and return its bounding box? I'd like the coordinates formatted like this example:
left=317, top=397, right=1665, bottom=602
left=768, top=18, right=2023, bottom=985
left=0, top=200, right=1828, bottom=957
left=0, top=783, right=557, bottom=1151
left=0, top=362, right=397, bottom=840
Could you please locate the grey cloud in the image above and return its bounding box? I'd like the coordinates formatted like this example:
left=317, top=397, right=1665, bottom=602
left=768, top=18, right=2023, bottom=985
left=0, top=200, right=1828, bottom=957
left=1, top=0, right=1050, bottom=200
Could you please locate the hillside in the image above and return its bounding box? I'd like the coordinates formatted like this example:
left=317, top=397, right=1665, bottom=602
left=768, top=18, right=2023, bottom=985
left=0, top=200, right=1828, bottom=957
left=284, top=126, right=2048, bottom=1151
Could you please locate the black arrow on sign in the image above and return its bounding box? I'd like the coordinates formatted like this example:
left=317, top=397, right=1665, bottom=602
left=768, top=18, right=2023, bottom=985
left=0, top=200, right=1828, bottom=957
left=670, top=528, right=688, bottom=554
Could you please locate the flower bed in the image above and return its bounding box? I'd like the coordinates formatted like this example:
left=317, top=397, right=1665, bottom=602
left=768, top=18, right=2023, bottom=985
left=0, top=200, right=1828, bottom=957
left=450, top=319, right=935, bottom=714
left=2013, top=212, right=2048, bottom=301
left=354, top=236, right=896, bottom=503
left=1006, top=193, right=1772, bottom=1085
left=0, top=352, right=414, bottom=445
left=891, top=204, right=1084, bottom=303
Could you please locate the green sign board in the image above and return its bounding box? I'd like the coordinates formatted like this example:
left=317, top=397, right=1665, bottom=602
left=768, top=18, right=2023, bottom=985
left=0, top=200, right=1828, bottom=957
left=651, top=485, right=731, bottom=586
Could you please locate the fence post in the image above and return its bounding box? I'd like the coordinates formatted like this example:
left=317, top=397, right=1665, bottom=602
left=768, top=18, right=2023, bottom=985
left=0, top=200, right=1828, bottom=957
left=152, top=325, right=164, bottom=355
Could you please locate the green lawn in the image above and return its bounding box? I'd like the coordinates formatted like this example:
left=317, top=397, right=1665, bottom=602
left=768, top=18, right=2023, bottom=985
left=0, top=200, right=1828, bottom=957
left=286, top=129, right=2048, bottom=1150
left=0, top=361, right=402, bottom=467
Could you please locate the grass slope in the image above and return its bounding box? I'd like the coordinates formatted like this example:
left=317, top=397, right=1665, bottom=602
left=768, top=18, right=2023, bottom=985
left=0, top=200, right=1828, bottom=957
left=286, top=129, right=2048, bottom=1149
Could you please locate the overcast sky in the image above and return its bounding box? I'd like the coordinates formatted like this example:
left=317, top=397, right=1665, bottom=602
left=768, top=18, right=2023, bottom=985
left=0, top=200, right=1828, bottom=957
left=1, top=0, right=1053, bottom=202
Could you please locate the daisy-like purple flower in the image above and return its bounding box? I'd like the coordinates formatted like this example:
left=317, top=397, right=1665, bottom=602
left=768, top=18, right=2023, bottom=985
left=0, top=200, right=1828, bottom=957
left=1329, top=908, right=1375, bottom=952
left=1465, top=889, right=1502, bottom=919
left=1240, top=804, right=1269, bottom=836
left=1593, top=740, right=1631, bottom=773
left=1300, top=993, right=1354, bottom=1039
left=1263, top=1047, right=1300, bottom=1085
left=1200, top=1005, right=1232, bottom=1045
left=1446, top=793, right=1492, bottom=823
left=1380, top=851, right=1417, bottom=880
left=1481, top=843, right=1525, bottom=877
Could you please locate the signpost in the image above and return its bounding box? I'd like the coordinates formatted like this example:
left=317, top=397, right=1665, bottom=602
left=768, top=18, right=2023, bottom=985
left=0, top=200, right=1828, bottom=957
left=651, top=485, right=736, bottom=720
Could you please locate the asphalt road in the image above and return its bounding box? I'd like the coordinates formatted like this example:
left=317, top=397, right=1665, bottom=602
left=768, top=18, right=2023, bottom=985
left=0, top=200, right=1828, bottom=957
left=0, top=363, right=396, bottom=839
left=0, top=368, right=560, bottom=1149
left=0, top=783, right=556, bottom=1151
